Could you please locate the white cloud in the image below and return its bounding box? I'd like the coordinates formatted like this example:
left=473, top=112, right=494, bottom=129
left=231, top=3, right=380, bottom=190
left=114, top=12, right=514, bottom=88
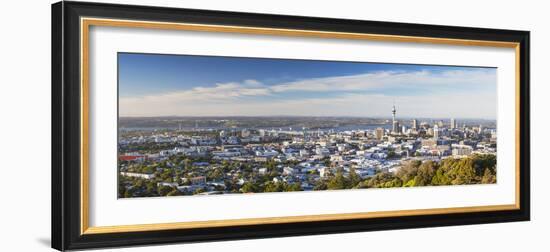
left=270, top=69, right=495, bottom=93
left=121, top=79, right=271, bottom=105
left=119, top=69, right=496, bottom=118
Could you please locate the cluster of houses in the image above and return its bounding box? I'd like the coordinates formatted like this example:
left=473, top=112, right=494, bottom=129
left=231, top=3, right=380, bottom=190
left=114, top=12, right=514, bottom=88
left=119, top=123, right=496, bottom=195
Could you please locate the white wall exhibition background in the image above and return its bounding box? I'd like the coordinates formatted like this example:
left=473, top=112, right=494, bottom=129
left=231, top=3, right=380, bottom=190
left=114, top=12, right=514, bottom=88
left=88, top=24, right=516, bottom=227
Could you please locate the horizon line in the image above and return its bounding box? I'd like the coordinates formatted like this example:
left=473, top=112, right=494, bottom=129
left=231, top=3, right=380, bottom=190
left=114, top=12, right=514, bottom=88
left=118, top=115, right=497, bottom=120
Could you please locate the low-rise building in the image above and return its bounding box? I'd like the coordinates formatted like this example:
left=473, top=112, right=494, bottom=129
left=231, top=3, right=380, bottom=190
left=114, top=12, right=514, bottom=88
left=120, top=172, right=155, bottom=179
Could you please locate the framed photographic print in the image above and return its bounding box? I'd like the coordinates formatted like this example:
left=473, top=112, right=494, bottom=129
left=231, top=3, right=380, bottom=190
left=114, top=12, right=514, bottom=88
left=52, top=1, right=530, bottom=250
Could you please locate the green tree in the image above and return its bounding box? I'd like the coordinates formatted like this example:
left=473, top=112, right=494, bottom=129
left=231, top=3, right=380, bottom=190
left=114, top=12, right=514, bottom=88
left=264, top=181, right=284, bottom=192
left=473, top=154, right=497, bottom=177
left=142, top=165, right=155, bottom=174
left=124, top=186, right=136, bottom=198
left=314, top=181, right=328, bottom=190
left=481, top=168, right=496, bottom=184
left=322, top=157, right=331, bottom=167
left=348, top=167, right=362, bottom=188
left=183, top=158, right=192, bottom=171
left=431, top=168, right=451, bottom=185
left=396, top=160, right=422, bottom=182
left=285, top=183, right=302, bottom=192
left=385, top=178, right=403, bottom=187
left=368, top=173, right=400, bottom=188
left=413, top=160, right=437, bottom=186
left=266, top=159, right=277, bottom=171
left=327, top=170, right=346, bottom=190
left=118, top=177, right=127, bottom=198
left=146, top=181, right=158, bottom=195
left=208, top=168, right=224, bottom=181
left=167, top=189, right=182, bottom=196
left=158, top=185, right=173, bottom=196
left=403, top=179, right=416, bottom=187
left=240, top=182, right=259, bottom=193
left=123, top=190, right=132, bottom=198
left=449, top=158, right=477, bottom=185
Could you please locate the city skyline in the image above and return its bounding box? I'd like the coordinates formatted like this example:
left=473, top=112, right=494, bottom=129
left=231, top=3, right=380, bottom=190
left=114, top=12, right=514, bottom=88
left=118, top=112, right=498, bottom=198
left=119, top=53, right=497, bottom=119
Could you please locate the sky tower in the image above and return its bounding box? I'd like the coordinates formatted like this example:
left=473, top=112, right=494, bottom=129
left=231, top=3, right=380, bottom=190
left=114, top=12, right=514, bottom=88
left=392, top=104, right=396, bottom=122
left=391, top=103, right=400, bottom=134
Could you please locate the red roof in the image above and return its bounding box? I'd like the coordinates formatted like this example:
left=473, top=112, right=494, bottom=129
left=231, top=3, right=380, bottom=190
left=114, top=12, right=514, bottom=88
left=119, top=155, right=146, bottom=161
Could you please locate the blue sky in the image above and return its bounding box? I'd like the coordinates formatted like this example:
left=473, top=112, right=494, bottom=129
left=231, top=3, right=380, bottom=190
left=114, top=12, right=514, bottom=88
left=119, top=53, right=497, bottom=119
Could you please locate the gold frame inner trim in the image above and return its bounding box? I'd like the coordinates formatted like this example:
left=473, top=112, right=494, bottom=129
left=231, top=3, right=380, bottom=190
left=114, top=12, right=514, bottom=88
left=80, top=17, right=521, bottom=235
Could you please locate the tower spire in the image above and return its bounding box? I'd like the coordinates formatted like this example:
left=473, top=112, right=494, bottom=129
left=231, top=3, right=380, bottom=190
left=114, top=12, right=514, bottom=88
left=391, top=102, right=400, bottom=134
left=392, top=101, right=396, bottom=122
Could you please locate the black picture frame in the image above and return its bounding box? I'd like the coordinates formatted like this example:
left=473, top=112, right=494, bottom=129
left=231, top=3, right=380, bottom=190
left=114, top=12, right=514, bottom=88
left=52, top=1, right=530, bottom=251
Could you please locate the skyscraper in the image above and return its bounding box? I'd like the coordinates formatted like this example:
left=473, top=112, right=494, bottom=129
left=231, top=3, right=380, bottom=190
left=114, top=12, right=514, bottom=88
left=433, top=125, right=440, bottom=139
left=450, top=118, right=456, bottom=129
left=412, top=119, right=418, bottom=130
left=375, top=127, right=384, bottom=140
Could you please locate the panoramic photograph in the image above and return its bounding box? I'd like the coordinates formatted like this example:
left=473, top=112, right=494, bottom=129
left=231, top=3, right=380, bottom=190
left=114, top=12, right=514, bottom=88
left=117, top=53, right=498, bottom=198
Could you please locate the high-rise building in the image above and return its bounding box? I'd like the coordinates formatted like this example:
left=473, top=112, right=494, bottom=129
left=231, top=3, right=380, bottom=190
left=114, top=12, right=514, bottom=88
left=433, top=125, right=440, bottom=139
left=412, top=119, right=418, bottom=130
left=393, top=121, right=401, bottom=134
left=375, top=127, right=384, bottom=140
left=450, top=118, right=456, bottom=129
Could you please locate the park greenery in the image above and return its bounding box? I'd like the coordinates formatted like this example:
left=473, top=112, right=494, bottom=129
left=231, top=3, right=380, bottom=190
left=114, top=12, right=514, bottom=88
left=118, top=153, right=496, bottom=198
